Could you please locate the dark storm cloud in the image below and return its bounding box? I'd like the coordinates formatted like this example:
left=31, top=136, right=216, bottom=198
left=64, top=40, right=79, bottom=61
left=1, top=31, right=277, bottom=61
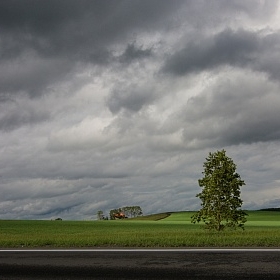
left=162, top=28, right=280, bottom=81
left=0, top=0, right=275, bottom=61
left=0, top=0, right=277, bottom=100
left=0, top=0, right=185, bottom=99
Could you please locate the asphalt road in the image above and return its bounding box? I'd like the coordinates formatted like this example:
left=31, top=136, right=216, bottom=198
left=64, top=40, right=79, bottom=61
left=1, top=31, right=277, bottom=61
left=1, top=249, right=280, bottom=279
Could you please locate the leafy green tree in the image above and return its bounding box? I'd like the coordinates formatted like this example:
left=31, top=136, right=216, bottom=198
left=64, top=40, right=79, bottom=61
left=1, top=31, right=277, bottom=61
left=124, top=206, right=143, bottom=218
left=191, top=149, right=247, bottom=231
left=131, top=206, right=143, bottom=217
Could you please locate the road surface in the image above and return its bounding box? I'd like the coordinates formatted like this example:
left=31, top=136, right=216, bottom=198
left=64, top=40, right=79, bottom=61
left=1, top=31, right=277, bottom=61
left=1, top=249, right=280, bottom=279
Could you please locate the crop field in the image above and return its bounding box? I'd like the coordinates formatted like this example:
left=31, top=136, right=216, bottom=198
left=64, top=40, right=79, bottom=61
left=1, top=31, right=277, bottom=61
left=0, top=211, right=280, bottom=248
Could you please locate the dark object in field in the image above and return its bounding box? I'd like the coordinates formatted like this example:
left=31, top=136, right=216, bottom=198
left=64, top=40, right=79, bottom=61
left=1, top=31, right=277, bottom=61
left=113, top=212, right=126, bottom=219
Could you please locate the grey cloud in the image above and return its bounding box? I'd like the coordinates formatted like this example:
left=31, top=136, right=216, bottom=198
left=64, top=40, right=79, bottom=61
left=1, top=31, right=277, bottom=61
left=172, top=0, right=278, bottom=29
left=211, top=0, right=277, bottom=21
left=37, top=205, right=80, bottom=217
left=119, top=43, right=152, bottom=63
left=0, top=55, right=73, bottom=99
left=0, top=179, right=114, bottom=219
left=0, top=0, right=185, bottom=98
left=162, top=28, right=280, bottom=81
left=0, top=0, right=277, bottom=100
left=0, top=99, right=50, bottom=131
left=179, top=72, right=280, bottom=148
left=162, top=28, right=258, bottom=74
left=0, top=0, right=184, bottom=61
left=0, top=109, right=49, bottom=131
left=107, top=84, right=154, bottom=114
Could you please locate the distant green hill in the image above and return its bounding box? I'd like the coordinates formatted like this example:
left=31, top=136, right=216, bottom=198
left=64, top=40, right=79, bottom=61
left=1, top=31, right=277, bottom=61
left=132, top=212, right=171, bottom=221
left=259, top=208, right=280, bottom=211
left=133, top=211, right=195, bottom=221
left=134, top=210, right=280, bottom=223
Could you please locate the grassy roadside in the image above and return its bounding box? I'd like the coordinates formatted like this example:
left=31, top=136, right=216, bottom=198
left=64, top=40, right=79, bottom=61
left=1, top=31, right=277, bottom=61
left=0, top=211, right=280, bottom=248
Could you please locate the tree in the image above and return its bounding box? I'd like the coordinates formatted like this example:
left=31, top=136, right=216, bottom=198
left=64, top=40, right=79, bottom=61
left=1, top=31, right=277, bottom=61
left=109, top=208, right=123, bottom=220
left=131, top=206, right=143, bottom=217
left=97, top=210, right=104, bottom=220
left=191, top=149, right=247, bottom=231
left=123, top=206, right=143, bottom=218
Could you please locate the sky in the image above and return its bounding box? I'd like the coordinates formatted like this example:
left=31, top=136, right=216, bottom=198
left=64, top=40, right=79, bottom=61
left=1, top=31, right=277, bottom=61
left=1, top=0, right=280, bottom=220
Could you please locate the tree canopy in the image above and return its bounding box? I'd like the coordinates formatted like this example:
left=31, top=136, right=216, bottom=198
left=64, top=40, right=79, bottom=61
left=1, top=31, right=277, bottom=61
left=191, top=149, right=247, bottom=231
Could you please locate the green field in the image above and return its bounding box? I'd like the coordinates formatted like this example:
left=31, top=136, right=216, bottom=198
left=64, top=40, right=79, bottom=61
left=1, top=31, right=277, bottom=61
left=0, top=211, right=280, bottom=248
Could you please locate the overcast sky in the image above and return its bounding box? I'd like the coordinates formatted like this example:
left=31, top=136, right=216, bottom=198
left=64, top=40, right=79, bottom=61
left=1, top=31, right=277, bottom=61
left=1, top=0, right=280, bottom=220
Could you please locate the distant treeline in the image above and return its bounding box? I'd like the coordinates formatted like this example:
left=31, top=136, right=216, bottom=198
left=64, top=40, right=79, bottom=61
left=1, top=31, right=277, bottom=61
left=259, top=208, right=280, bottom=211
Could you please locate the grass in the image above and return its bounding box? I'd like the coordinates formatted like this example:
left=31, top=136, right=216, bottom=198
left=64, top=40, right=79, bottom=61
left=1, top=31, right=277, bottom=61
left=0, top=211, right=280, bottom=248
